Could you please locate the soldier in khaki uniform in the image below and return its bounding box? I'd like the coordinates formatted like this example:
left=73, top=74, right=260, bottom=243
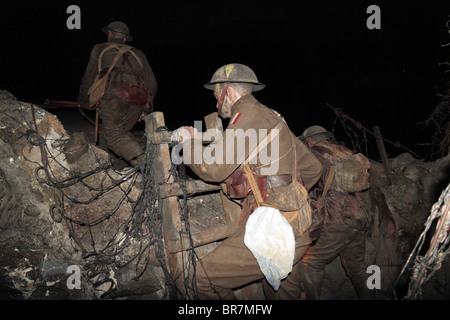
left=300, top=125, right=374, bottom=299
left=78, top=21, right=158, bottom=166
left=177, top=64, right=322, bottom=299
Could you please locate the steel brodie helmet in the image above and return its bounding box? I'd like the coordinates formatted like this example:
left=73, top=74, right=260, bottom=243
left=102, top=21, right=133, bottom=42
left=301, top=125, right=333, bottom=140
left=204, top=63, right=265, bottom=92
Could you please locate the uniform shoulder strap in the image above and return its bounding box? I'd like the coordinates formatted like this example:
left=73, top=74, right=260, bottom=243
left=240, top=121, right=283, bottom=207
left=96, top=43, right=133, bottom=74
left=243, top=121, right=283, bottom=167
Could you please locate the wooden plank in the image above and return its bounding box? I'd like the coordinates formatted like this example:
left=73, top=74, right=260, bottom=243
left=204, top=112, right=223, bottom=132
left=159, top=180, right=221, bottom=198
left=167, top=224, right=237, bottom=253
left=150, top=130, right=173, bottom=145
left=150, top=131, right=215, bottom=145
left=144, top=112, right=184, bottom=282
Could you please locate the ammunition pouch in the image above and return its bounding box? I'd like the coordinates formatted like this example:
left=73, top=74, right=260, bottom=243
left=225, top=168, right=294, bottom=201
left=225, top=167, right=267, bottom=200
left=224, top=168, right=308, bottom=214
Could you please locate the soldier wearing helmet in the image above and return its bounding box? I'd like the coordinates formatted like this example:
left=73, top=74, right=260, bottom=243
left=78, top=21, right=158, bottom=167
left=300, top=125, right=375, bottom=299
left=176, top=63, right=323, bottom=299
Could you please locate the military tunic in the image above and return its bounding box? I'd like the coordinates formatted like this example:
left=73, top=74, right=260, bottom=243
left=302, top=141, right=374, bottom=299
left=78, top=40, right=157, bottom=165
left=184, top=94, right=322, bottom=299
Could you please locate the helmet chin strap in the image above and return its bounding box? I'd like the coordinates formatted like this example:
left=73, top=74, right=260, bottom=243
left=217, top=83, right=229, bottom=115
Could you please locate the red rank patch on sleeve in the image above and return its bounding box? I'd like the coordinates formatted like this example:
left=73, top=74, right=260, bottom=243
left=231, top=112, right=242, bottom=125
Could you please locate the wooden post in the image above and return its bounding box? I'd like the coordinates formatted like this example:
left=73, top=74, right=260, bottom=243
left=144, top=112, right=185, bottom=290
left=373, top=125, right=393, bottom=185
left=149, top=130, right=215, bottom=145
left=159, top=180, right=221, bottom=198
left=204, top=112, right=223, bottom=132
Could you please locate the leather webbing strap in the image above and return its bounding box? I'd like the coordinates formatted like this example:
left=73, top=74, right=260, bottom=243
left=242, top=121, right=283, bottom=207
left=314, top=166, right=334, bottom=209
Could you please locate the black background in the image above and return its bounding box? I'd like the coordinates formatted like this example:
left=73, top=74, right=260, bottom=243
left=2, top=0, right=450, bottom=160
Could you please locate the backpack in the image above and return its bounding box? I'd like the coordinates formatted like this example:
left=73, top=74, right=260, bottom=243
left=317, top=143, right=371, bottom=193
left=87, top=44, right=145, bottom=107
left=110, top=51, right=148, bottom=106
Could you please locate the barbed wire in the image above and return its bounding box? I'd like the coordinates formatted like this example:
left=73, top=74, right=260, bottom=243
left=6, top=103, right=186, bottom=299
left=417, top=19, right=450, bottom=160
left=326, top=103, right=422, bottom=159
left=17, top=103, right=208, bottom=299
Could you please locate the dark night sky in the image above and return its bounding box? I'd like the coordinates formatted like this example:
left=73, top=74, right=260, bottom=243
left=1, top=0, right=450, bottom=160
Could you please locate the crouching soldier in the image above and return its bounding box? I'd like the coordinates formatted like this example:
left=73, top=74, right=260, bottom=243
left=175, top=64, right=322, bottom=299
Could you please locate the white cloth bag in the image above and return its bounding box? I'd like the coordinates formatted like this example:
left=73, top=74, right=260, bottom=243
left=244, top=206, right=295, bottom=291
